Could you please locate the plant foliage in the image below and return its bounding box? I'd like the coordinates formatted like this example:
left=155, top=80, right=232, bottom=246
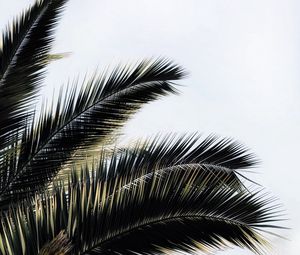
left=0, top=1, right=284, bottom=254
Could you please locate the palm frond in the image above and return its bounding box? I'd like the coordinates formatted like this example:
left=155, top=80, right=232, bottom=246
left=0, top=0, right=68, bottom=151
left=99, top=133, right=258, bottom=187
left=0, top=160, right=282, bottom=255
left=59, top=133, right=258, bottom=196
left=0, top=58, right=185, bottom=207
left=0, top=0, right=68, bottom=206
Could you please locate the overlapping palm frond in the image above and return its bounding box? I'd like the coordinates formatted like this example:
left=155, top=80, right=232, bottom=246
left=0, top=0, right=69, bottom=207
left=0, top=1, right=285, bottom=254
left=0, top=0, right=68, bottom=151
left=0, top=58, right=186, bottom=206
left=96, top=134, right=258, bottom=188
left=0, top=157, right=282, bottom=255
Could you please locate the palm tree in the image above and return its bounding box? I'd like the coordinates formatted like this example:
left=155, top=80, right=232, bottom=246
left=0, top=0, right=283, bottom=254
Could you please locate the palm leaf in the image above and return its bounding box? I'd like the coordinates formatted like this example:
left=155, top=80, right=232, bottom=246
left=56, top=168, right=283, bottom=255
left=0, top=59, right=185, bottom=207
left=0, top=0, right=68, bottom=206
left=98, top=133, right=258, bottom=187
left=60, top=133, right=258, bottom=196
left=0, top=160, right=282, bottom=255
left=0, top=0, right=68, bottom=151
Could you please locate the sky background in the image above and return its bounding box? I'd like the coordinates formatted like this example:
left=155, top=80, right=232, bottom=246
left=1, top=0, right=299, bottom=254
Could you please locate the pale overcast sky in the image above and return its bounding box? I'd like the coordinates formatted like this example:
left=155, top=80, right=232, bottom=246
left=1, top=0, right=299, bottom=254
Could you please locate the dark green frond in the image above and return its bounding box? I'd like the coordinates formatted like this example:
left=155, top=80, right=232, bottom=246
left=67, top=162, right=280, bottom=255
left=99, top=134, right=258, bottom=188
left=0, top=59, right=185, bottom=206
left=0, top=0, right=68, bottom=200
left=0, top=159, right=282, bottom=255
left=63, top=133, right=256, bottom=194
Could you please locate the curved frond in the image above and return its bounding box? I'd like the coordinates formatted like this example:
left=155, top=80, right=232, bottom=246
left=0, top=0, right=68, bottom=151
left=0, top=59, right=186, bottom=206
left=0, top=159, right=282, bottom=255
left=0, top=0, right=68, bottom=207
left=100, top=134, right=258, bottom=187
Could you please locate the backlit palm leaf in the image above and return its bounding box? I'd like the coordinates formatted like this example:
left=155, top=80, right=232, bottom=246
left=0, top=0, right=68, bottom=151
left=0, top=0, right=68, bottom=205
left=0, top=59, right=186, bottom=206
left=0, top=158, right=282, bottom=255
left=97, top=134, right=258, bottom=187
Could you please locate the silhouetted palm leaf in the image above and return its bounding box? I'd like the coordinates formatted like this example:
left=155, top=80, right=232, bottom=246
left=0, top=59, right=185, bottom=206
left=0, top=0, right=68, bottom=151
left=0, top=159, right=282, bottom=255
left=98, top=134, right=258, bottom=187
left=0, top=0, right=68, bottom=207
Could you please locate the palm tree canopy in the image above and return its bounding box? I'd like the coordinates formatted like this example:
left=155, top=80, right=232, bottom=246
left=0, top=1, right=284, bottom=255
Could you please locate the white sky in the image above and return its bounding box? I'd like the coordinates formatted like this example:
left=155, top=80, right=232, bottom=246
left=1, top=0, right=299, bottom=254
